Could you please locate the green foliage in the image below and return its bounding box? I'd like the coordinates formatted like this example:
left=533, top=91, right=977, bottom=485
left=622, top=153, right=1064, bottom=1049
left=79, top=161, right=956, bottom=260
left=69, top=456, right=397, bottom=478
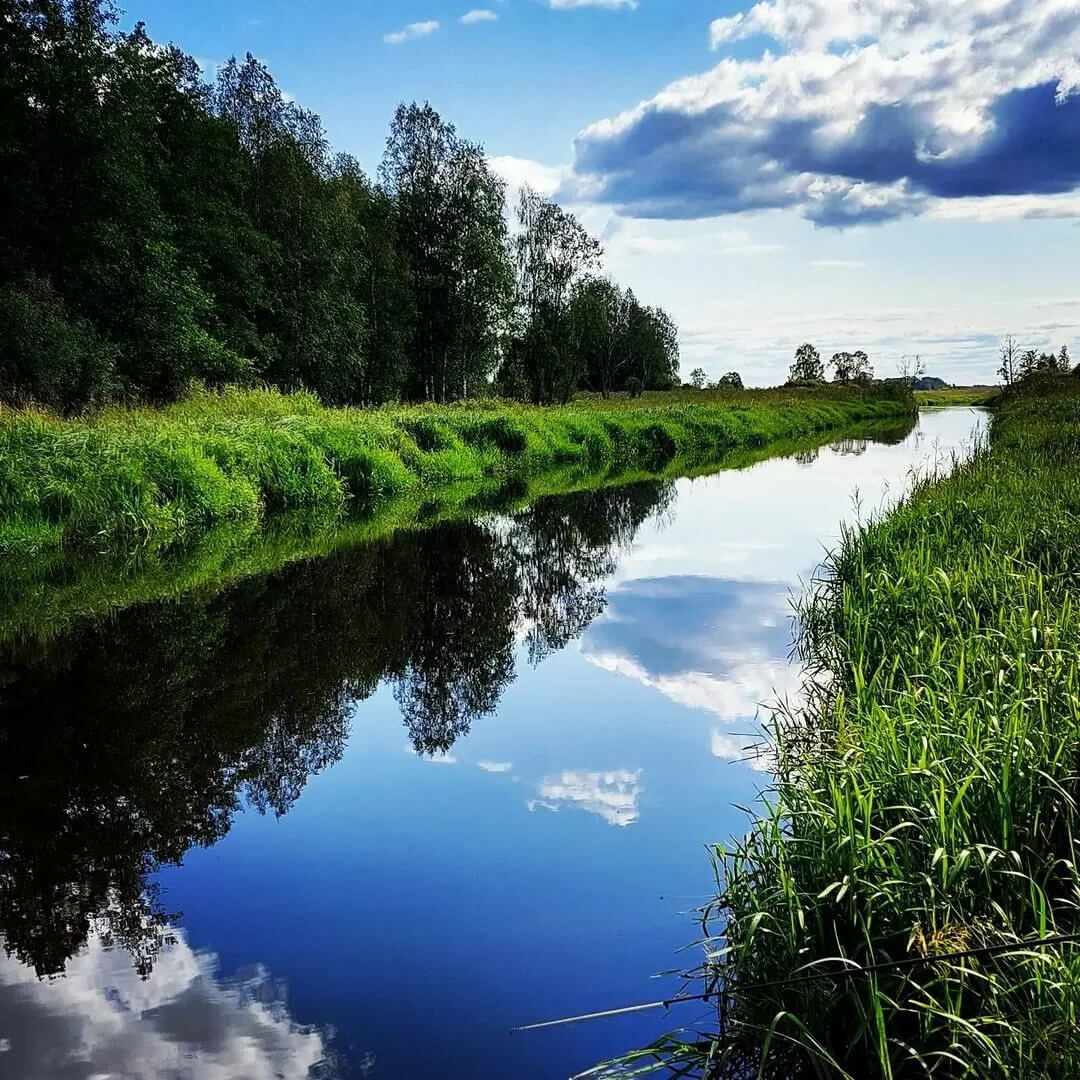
left=635, top=377, right=1080, bottom=1078
left=830, top=349, right=873, bottom=384
left=0, top=2, right=674, bottom=411
left=511, top=186, right=602, bottom=403
left=380, top=102, right=512, bottom=402
left=563, top=276, right=678, bottom=398
left=915, top=386, right=1001, bottom=407
left=715, top=371, right=743, bottom=390
left=0, top=383, right=914, bottom=558
left=789, top=342, right=825, bottom=384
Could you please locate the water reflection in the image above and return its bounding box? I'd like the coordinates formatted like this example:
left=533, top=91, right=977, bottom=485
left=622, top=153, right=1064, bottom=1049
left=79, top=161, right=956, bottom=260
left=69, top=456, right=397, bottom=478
left=0, top=412, right=986, bottom=1080
left=531, top=768, right=644, bottom=827
left=0, top=927, right=335, bottom=1078
left=583, top=576, right=801, bottom=718
left=0, top=480, right=673, bottom=978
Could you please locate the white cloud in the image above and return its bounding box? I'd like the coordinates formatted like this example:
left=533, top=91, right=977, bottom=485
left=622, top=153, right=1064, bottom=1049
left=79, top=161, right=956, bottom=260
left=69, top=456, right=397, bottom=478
left=532, top=768, right=643, bottom=826
left=549, top=0, right=637, bottom=8
left=461, top=8, right=498, bottom=23
left=571, top=0, right=1080, bottom=226
left=617, top=227, right=786, bottom=258
left=711, top=729, right=772, bottom=772
left=585, top=647, right=803, bottom=722
left=384, top=20, right=440, bottom=45
left=0, top=929, right=330, bottom=1079
left=477, top=759, right=514, bottom=773
left=489, top=154, right=565, bottom=200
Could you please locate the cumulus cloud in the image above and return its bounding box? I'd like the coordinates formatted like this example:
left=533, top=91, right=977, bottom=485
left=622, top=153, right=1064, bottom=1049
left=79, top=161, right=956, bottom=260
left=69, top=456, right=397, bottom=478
left=383, top=20, right=439, bottom=45
left=460, top=9, right=497, bottom=24
left=490, top=154, right=565, bottom=199
left=531, top=769, right=642, bottom=826
left=571, top=0, right=1080, bottom=225
left=0, top=929, right=333, bottom=1079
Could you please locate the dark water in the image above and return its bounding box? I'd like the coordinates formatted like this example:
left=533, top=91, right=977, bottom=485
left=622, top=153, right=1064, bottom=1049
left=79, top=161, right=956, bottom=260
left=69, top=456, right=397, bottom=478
left=0, top=409, right=985, bottom=1079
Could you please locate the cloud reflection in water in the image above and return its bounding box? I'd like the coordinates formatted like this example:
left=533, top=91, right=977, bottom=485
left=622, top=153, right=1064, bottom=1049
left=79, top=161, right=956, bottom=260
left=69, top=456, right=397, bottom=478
left=529, top=769, right=643, bottom=827
left=0, top=928, right=335, bottom=1080
left=582, top=575, right=803, bottom=725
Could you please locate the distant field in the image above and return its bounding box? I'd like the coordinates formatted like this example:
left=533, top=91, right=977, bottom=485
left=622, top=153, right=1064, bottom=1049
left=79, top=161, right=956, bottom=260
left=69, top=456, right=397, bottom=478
left=915, top=385, right=1000, bottom=406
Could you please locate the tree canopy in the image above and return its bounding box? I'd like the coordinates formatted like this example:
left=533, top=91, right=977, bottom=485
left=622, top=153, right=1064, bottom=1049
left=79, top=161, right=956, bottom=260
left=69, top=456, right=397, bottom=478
left=789, top=343, right=825, bottom=384
left=0, top=0, right=678, bottom=411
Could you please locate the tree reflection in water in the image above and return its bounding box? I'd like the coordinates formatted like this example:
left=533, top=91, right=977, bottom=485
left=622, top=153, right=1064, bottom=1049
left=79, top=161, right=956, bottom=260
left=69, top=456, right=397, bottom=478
left=0, top=480, right=674, bottom=978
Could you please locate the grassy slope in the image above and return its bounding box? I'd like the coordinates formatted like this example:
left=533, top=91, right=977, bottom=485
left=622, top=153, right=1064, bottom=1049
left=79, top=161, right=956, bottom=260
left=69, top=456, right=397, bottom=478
left=0, top=383, right=912, bottom=558
left=632, top=377, right=1080, bottom=1078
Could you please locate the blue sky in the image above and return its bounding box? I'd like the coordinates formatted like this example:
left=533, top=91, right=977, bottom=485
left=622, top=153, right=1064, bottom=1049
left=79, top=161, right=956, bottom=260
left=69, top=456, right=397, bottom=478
left=126, top=0, right=1080, bottom=385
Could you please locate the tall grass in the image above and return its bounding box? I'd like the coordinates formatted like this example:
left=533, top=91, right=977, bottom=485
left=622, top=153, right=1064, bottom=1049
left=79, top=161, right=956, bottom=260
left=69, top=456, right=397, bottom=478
left=622, top=377, right=1080, bottom=1078
left=0, top=383, right=912, bottom=558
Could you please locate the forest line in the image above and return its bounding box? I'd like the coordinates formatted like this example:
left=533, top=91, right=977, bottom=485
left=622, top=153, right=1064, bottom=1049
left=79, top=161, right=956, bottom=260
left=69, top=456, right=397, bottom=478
left=0, top=1, right=678, bottom=413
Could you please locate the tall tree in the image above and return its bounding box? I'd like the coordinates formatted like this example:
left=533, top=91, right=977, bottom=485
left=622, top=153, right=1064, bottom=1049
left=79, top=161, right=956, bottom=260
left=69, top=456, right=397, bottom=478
left=790, top=343, right=824, bottom=384
left=570, top=276, right=630, bottom=399
left=511, top=186, right=602, bottom=403
left=998, top=334, right=1021, bottom=385
left=0, top=8, right=678, bottom=411
left=380, top=103, right=511, bottom=402
left=831, top=350, right=872, bottom=384
left=897, top=354, right=926, bottom=384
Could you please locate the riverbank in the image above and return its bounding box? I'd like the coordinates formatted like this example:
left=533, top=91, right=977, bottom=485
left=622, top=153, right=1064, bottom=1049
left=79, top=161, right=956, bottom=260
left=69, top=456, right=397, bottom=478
left=645, top=377, right=1080, bottom=1077
left=0, top=414, right=915, bottom=645
left=0, top=383, right=912, bottom=558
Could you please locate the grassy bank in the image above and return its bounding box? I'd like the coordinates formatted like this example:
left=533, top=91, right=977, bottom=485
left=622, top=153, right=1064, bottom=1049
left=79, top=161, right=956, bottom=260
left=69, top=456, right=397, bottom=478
left=0, top=415, right=915, bottom=646
left=627, top=377, right=1080, bottom=1077
left=915, top=386, right=1000, bottom=407
left=0, top=383, right=912, bottom=558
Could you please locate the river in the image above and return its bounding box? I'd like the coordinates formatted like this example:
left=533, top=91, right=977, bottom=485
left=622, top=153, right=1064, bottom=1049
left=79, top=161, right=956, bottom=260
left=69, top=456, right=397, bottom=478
left=0, top=407, right=986, bottom=1079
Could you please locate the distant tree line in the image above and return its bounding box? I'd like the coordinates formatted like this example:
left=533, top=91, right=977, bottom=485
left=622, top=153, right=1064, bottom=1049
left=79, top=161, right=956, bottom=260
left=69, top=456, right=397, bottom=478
left=997, top=335, right=1073, bottom=385
left=687, top=367, right=743, bottom=390
left=0, top=1, right=678, bottom=411
left=788, top=343, right=874, bottom=386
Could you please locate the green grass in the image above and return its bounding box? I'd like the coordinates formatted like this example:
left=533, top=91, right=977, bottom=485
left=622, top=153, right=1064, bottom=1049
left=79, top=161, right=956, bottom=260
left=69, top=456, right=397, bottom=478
left=616, top=376, right=1080, bottom=1078
left=0, top=382, right=913, bottom=559
left=915, top=386, right=1000, bottom=407
left=0, top=414, right=915, bottom=646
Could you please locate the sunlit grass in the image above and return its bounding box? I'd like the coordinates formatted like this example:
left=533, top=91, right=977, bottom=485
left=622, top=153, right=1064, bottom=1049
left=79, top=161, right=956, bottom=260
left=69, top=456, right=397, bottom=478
left=0, top=383, right=912, bottom=558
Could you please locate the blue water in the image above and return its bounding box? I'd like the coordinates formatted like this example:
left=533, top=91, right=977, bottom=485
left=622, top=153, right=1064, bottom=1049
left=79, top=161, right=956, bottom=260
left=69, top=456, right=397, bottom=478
left=0, top=409, right=985, bottom=1079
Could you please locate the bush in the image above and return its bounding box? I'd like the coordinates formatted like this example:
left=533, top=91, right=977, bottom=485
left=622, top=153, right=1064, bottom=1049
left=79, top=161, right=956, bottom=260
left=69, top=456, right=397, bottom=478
left=0, top=277, right=120, bottom=412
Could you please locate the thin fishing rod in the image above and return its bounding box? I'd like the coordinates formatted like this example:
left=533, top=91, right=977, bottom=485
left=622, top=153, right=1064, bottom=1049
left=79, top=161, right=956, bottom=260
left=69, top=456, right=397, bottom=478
left=510, top=930, right=1080, bottom=1034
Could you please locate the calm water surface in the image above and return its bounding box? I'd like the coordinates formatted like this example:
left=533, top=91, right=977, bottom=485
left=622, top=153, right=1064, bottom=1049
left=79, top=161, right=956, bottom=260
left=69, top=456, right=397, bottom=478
left=0, top=409, right=986, bottom=1079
